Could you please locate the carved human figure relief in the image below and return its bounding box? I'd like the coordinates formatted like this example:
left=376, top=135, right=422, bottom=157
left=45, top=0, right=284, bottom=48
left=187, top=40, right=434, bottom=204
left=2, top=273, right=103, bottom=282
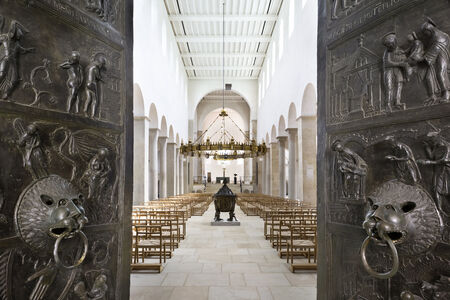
left=384, top=136, right=422, bottom=185
left=401, top=275, right=450, bottom=299
left=0, top=20, right=34, bottom=100
left=382, top=32, right=412, bottom=112
left=86, top=0, right=109, bottom=22
left=74, top=273, right=108, bottom=300
left=332, top=140, right=368, bottom=200
left=420, top=18, right=450, bottom=105
left=417, top=131, right=450, bottom=216
left=13, top=118, right=49, bottom=180
left=60, top=51, right=84, bottom=113
left=81, top=148, right=111, bottom=199
left=84, top=54, right=106, bottom=119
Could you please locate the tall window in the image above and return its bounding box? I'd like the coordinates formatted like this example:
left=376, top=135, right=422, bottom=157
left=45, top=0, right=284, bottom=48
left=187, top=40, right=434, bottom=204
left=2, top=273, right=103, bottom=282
left=161, top=22, right=167, bottom=56
left=279, top=20, right=284, bottom=61
left=271, top=42, right=276, bottom=77
left=289, top=0, right=295, bottom=38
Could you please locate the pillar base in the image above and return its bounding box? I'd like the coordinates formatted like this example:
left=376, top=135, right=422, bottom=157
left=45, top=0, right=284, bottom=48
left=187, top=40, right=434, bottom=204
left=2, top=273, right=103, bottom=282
left=210, top=220, right=241, bottom=226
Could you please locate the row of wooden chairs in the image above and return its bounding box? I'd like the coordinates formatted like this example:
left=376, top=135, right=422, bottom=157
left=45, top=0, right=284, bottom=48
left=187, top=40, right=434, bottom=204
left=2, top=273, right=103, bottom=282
left=131, top=194, right=213, bottom=272
left=237, top=194, right=317, bottom=273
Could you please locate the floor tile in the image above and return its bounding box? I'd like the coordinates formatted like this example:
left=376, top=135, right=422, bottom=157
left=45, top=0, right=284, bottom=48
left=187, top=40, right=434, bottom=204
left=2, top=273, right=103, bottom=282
left=209, top=286, right=260, bottom=300
left=130, top=203, right=317, bottom=299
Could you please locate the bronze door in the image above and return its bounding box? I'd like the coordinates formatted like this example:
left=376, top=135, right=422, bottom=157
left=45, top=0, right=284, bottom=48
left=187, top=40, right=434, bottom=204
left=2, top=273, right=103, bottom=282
left=318, top=0, right=450, bottom=299
left=0, top=1, right=133, bottom=299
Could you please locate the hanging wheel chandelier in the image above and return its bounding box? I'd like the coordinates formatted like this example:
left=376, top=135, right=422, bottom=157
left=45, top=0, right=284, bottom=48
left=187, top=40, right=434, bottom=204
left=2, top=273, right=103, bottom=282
left=180, top=1, right=266, bottom=161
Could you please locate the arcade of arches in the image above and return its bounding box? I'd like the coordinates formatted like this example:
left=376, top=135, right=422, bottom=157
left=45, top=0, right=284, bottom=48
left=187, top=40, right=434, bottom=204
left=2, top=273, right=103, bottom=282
left=131, top=1, right=318, bottom=299
left=133, top=87, right=317, bottom=205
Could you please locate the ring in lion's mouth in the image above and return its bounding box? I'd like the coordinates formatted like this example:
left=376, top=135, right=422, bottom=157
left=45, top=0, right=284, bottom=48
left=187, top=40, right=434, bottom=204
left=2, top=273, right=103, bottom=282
left=371, top=228, right=407, bottom=244
left=51, top=226, right=69, bottom=236
left=49, top=218, right=82, bottom=238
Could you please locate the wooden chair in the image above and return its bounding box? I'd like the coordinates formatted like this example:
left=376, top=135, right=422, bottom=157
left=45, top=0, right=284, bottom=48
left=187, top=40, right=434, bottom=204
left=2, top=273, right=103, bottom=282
left=286, top=224, right=317, bottom=272
left=132, top=224, right=166, bottom=272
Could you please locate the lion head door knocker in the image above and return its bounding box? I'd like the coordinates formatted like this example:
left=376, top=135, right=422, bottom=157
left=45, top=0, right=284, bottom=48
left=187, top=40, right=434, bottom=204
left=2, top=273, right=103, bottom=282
left=360, top=180, right=441, bottom=279
left=15, top=175, right=89, bottom=269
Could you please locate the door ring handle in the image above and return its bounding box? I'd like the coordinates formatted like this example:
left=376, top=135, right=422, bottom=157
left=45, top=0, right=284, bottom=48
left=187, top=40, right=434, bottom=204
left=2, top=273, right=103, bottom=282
left=53, top=230, right=88, bottom=269
left=360, top=233, right=399, bottom=279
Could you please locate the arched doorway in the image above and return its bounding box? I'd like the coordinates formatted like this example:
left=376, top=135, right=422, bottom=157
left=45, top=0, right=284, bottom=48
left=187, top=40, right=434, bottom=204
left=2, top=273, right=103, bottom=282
left=194, top=90, right=251, bottom=193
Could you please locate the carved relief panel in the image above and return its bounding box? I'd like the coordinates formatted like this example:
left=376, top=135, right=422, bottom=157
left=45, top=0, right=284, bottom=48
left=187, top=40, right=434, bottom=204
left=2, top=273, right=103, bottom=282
left=0, top=0, right=132, bottom=299
left=319, top=0, right=450, bottom=299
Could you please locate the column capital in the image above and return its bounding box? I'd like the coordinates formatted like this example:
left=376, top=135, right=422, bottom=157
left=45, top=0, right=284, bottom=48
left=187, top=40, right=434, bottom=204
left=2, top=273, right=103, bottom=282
left=167, top=141, right=177, bottom=146
left=158, top=135, right=168, bottom=141
left=134, top=115, right=150, bottom=121
left=286, top=127, right=298, bottom=134
left=270, top=141, right=278, bottom=147
left=277, top=135, right=288, bottom=142
left=149, top=127, right=159, bottom=133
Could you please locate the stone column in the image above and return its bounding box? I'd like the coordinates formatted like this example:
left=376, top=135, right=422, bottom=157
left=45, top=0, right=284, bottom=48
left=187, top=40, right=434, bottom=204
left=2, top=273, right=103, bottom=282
left=265, top=149, right=271, bottom=195
left=278, top=136, right=287, bottom=198
left=133, top=117, right=146, bottom=205
left=183, top=157, right=188, bottom=194
left=261, top=155, right=266, bottom=194
left=196, top=131, right=203, bottom=183
left=149, top=128, right=158, bottom=201
left=250, top=123, right=257, bottom=192
left=158, top=135, right=168, bottom=198
left=166, top=141, right=176, bottom=197
left=178, top=153, right=184, bottom=194
left=286, top=128, right=298, bottom=200
left=270, top=143, right=279, bottom=196
left=243, top=131, right=250, bottom=184
left=301, top=116, right=317, bottom=205
left=296, top=117, right=304, bottom=201
left=188, top=156, right=194, bottom=193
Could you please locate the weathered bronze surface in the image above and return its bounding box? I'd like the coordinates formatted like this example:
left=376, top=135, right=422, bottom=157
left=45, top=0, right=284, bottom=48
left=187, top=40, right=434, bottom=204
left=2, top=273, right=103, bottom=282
left=0, top=0, right=133, bottom=299
left=213, top=184, right=237, bottom=222
left=318, top=0, right=450, bottom=299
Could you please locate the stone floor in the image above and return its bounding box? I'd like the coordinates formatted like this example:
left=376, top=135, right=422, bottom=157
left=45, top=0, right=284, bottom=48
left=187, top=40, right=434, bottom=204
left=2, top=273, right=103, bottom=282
left=130, top=203, right=317, bottom=300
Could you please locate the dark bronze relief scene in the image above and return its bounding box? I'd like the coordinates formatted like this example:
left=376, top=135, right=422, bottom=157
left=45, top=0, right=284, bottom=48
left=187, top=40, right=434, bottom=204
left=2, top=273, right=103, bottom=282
left=327, top=1, right=450, bottom=125
left=0, top=9, right=122, bottom=123
left=0, top=0, right=130, bottom=299
left=319, top=0, right=450, bottom=299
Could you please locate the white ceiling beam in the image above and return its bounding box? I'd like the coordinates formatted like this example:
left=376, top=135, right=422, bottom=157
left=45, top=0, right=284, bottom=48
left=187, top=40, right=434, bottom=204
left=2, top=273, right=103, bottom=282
left=202, top=95, right=245, bottom=100
left=181, top=53, right=265, bottom=58
left=169, top=14, right=278, bottom=22
left=189, top=77, right=258, bottom=80
left=184, top=66, right=262, bottom=71
left=175, top=35, right=272, bottom=43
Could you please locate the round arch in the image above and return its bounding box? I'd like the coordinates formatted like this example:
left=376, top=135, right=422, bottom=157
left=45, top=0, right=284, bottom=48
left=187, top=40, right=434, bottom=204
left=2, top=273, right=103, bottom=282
left=194, top=88, right=252, bottom=113
left=288, top=102, right=297, bottom=128
left=301, top=83, right=317, bottom=117
left=160, top=116, right=168, bottom=137
left=278, top=115, right=287, bottom=136
left=169, top=125, right=174, bottom=143
left=195, top=89, right=251, bottom=134
left=271, top=125, right=277, bottom=143
left=133, top=83, right=145, bottom=117
left=149, top=103, right=159, bottom=129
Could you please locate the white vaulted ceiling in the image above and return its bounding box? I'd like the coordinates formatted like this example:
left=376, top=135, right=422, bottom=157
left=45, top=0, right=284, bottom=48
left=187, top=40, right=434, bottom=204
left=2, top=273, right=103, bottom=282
left=163, top=0, right=284, bottom=80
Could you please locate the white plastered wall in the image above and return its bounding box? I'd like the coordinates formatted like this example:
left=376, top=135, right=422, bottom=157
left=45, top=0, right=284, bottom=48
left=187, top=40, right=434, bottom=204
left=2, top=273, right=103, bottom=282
left=134, top=0, right=189, bottom=202
left=257, top=0, right=317, bottom=201
left=257, top=0, right=317, bottom=139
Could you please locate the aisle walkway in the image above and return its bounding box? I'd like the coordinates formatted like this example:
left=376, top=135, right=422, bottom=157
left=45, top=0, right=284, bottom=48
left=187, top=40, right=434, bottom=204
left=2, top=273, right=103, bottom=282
left=130, top=203, right=317, bottom=300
